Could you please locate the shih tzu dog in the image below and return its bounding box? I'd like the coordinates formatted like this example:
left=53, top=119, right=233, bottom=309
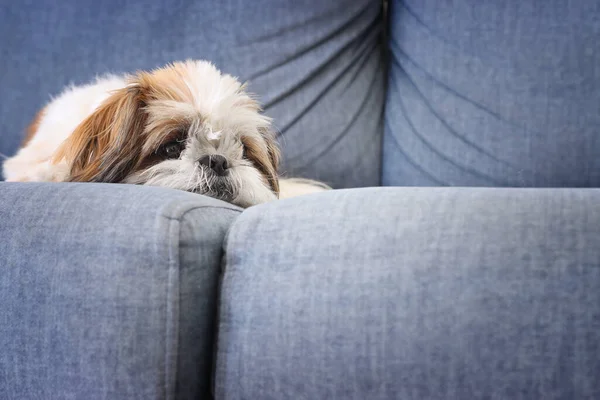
left=2, top=60, right=329, bottom=207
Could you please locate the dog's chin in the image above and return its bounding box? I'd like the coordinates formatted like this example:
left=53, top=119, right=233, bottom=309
left=125, top=165, right=278, bottom=208
left=200, top=175, right=278, bottom=208
left=192, top=177, right=276, bottom=208
left=191, top=175, right=237, bottom=203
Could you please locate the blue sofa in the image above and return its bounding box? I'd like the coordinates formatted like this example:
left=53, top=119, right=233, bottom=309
left=1, top=1, right=599, bottom=399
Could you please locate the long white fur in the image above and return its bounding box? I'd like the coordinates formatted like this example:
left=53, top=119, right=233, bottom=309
left=3, top=75, right=125, bottom=182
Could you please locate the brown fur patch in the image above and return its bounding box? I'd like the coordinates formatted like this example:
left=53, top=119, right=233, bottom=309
left=242, top=132, right=280, bottom=194
left=52, top=85, right=148, bottom=182
left=136, top=63, right=195, bottom=104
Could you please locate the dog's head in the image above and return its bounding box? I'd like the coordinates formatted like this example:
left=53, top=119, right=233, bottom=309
left=53, top=60, right=280, bottom=208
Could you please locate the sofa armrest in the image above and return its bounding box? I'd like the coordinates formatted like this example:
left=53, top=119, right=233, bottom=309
left=0, top=182, right=240, bottom=400
left=216, top=187, right=600, bottom=400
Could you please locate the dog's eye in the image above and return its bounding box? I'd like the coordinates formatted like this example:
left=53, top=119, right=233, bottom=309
left=161, top=141, right=184, bottom=159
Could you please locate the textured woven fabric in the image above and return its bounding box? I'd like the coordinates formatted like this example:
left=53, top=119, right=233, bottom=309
left=217, top=187, right=600, bottom=399
left=383, top=0, right=600, bottom=187
left=0, top=182, right=240, bottom=399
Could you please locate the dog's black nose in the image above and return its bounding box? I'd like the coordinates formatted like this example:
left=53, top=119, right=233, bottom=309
left=198, top=155, right=229, bottom=176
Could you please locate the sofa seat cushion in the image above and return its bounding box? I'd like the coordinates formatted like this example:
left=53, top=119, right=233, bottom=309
left=216, top=187, right=600, bottom=399
left=0, top=182, right=240, bottom=399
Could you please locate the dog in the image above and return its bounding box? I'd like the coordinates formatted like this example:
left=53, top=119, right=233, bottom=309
left=2, top=60, right=329, bottom=207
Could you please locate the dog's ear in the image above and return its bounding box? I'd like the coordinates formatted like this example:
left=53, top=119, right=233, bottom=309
left=53, top=84, right=148, bottom=183
left=242, top=128, right=281, bottom=195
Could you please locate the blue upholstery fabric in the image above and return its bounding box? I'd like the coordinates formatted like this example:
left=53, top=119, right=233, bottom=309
left=3, top=1, right=600, bottom=399
left=216, top=188, right=600, bottom=399
left=0, top=0, right=384, bottom=188
left=0, top=182, right=240, bottom=399
left=383, top=0, right=600, bottom=187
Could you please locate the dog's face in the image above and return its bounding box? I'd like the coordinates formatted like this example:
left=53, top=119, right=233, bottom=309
left=53, top=61, right=280, bottom=208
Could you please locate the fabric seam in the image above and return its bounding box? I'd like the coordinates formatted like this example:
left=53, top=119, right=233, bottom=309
left=162, top=204, right=241, bottom=399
